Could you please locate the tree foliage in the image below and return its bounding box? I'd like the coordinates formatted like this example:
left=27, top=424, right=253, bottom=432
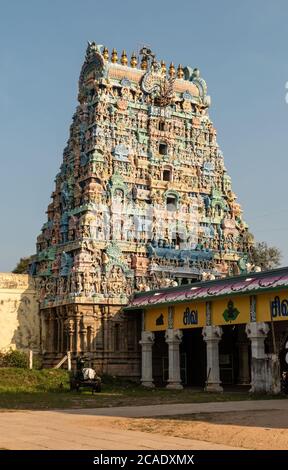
left=12, top=257, right=31, bottom=274
left=250, top=241, right=282, bottom=271
left=0, top=349, right=28, bottom=368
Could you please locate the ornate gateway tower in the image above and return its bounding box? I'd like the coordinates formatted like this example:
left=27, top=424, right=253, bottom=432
left=32, top=43, right=252, bottom=374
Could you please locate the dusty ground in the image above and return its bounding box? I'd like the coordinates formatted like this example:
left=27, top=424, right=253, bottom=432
left=1, top=400, right=288, bottom=450
left=0, top=410, right=240, bottom=450
left=116, top=410, right=288, bottom=450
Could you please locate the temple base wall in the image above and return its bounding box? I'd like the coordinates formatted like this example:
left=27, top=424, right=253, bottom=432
left=41, top=303, right=141, bottom=379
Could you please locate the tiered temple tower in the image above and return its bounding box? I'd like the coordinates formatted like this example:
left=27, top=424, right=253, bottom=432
left=32, top=43, right=253, bottom=375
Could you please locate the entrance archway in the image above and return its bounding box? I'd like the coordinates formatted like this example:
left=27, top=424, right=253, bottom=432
left=180, top=329, right=206, bottom=386
left=219, top=325, right=250, bottom=387
left=152, top=331, right=168, bottom=386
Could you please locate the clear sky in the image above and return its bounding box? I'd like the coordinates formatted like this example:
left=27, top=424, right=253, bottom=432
left=0, top=0, right=287, bottom=272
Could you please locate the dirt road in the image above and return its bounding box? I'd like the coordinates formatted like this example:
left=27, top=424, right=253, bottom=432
left=1, top=399, right=288, bottom=450
left=0, top=410, right=240, bottom=450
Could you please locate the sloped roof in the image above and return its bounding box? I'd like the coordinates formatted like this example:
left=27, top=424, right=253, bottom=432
left=126, top=267, right=288, bottom=309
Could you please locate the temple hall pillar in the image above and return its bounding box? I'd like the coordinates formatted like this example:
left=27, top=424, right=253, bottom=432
left=67, top=320, right=74, bottom=353
left=80, top=326, right=87, bottom=353
left=246, top=322, right=269, bottom=359
left=74, top=315, right=80, bottom=353
left=139, top=331, right=155, bottom=388
left=60, top=318, right=64, bottom=353
left=48, top=313, right=55, bottom=353
left=165, top=329, right=183, bottom=390
left=246, top=322, right=269, bottom=393
left=88, top=326, right=94, bottom=352
left=202, top=325, right=223, bottom=392
left=43, top=313, right=50, bottom=352
left=56, top=316, right=61, bottom=353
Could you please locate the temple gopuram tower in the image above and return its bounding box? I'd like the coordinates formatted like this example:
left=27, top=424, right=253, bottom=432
left=32, top=43, right=252, bottom=374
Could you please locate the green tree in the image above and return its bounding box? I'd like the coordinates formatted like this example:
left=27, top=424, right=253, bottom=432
left=250, top=242, right=282, bottom=271
left=12, top=257, right=31, bottom=274
left=0, top=349, right=28, bottom=368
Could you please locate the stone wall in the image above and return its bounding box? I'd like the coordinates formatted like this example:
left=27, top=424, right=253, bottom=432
left=0, top=273, right=40, bottom=352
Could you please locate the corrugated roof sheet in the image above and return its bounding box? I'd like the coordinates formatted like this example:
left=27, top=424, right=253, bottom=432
left=126, top=267, right=288, bottom=309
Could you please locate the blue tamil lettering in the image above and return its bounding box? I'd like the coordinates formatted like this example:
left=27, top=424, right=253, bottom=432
left=183, top=307, right=198, bottom=325
left=271, top=296, right=288, bottom=318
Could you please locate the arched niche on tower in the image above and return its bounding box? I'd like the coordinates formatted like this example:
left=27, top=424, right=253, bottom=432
left=164, top=190, right=180, bottom=212
left=108, top=172, right=128, bottom=200
left=162, top=165, right=173, bottom=182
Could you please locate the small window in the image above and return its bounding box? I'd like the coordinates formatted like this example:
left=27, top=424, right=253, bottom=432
left=159, top=143, right=167, bottom=155
left=159, top=121, right=165, bottom=131
left=163, top=169, right=171, bottom=182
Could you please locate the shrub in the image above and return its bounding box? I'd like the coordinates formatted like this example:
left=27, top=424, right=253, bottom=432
left=32, top=354, right=43, bottom=370
left=0, top=349, right=28, bottom=368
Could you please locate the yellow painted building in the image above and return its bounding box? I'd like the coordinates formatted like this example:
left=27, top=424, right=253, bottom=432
left=128, top=268, right=288, bottom=332
left=139, top=284, right=288, bottom=332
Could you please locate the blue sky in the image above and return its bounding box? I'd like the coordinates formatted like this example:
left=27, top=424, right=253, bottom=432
left=0, top=0, right=287, bottom=271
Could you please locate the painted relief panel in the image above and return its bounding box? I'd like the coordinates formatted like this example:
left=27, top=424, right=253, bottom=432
left=145, top=306, right=168, bottom=331
left=257, top=290, right=288, bottom=322
left=212, top=296, right=250, bottom=326
left=174, top=302, right=205, bottom=329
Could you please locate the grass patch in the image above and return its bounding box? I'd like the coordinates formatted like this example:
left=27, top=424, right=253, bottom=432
left=0, top=368, right=68, bottom=393
left=0, top=368, right=285, bottom=410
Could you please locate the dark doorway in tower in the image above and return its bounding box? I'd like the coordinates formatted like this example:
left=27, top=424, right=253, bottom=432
left=163, top=169, right=171, bottom=182
left=159, top=143, right=167, bottom=155
left=166, top=196, right=177, bottom=212
left=152, top=331, right=168, bottom=386
left=180, top=329, right=206, bottom=387
left=219, top=325, right=251, bottom=388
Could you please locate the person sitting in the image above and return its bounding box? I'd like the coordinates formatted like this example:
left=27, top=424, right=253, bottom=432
left=82, top=368, right=96, bottom=380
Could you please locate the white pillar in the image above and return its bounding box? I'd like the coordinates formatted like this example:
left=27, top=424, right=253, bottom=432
left=246, top=322, right=269, bottom=393
left=246, top=322, right=269, bottom=358
left=29, top=350, right=33, bottom=370
left=202, top=326, right=223, bottom=392
left=139, top=331, right=155, bottom=388
left=165, top=329, right=183, bottom=390
left=67, top=351, right=72, bottom=371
